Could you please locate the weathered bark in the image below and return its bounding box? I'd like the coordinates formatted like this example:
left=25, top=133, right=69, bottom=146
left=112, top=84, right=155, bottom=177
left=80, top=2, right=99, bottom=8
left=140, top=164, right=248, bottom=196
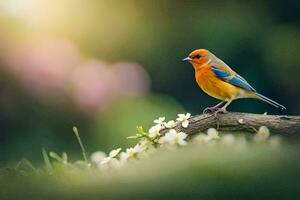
left=161, top=112, right=300, bottom=137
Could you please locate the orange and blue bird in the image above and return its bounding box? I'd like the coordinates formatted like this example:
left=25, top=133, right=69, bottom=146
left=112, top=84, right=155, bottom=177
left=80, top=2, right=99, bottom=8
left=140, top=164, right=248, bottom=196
left=183, top=49, right=286, bottom=113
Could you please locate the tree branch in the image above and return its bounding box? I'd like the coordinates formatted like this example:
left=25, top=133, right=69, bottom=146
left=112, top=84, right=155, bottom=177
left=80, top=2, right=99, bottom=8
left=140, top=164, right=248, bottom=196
left=162, top=112, right=300, bottom=137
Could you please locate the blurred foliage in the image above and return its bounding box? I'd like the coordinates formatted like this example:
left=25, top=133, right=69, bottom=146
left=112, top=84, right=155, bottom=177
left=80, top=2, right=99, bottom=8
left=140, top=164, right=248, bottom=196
left=1, top=135, right=299, bottom=199
left=0, top=0, right=299, bottom=165
left=91, top=95, right=184, bottom=151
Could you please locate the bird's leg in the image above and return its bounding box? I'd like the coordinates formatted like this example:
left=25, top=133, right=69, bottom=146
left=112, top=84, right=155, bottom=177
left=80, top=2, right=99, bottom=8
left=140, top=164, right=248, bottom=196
left=214, top=99, right=233, bottom=115
left=203, top=101, right=226, bottom=114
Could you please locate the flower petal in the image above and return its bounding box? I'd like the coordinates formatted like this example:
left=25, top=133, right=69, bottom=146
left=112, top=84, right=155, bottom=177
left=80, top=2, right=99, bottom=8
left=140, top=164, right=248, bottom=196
left=182, top=120, right=189, bottom=128
left=186, top=113, right=191, bottom=118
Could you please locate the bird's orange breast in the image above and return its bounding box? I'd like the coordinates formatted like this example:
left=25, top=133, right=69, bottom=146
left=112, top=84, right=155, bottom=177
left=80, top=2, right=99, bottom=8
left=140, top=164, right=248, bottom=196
left=195, top=65, right=240, bottom=100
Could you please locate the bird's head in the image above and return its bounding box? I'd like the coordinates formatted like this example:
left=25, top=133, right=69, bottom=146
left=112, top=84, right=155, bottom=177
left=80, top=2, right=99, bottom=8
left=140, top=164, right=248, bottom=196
left=182, top=49, right=212, bottom=69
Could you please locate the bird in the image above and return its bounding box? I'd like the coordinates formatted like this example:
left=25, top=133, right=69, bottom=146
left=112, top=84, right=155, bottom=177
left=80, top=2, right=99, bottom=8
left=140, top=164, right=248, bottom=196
left=182, top=49, right=286, bottom=114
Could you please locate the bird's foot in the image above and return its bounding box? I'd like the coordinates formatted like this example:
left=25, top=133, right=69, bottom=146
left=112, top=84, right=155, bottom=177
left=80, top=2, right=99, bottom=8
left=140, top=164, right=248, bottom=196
left=213, top=108, right=227, bottom=116
left=203, top=107, right=227, bottom=116
left=203, top=106, right=221, bottom=114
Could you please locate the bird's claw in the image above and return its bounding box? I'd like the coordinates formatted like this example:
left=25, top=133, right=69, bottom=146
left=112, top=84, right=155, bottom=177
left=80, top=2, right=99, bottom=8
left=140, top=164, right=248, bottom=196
left=203, top=107, right=227, bottom=116
left=203, top=106, right=220, bottom=114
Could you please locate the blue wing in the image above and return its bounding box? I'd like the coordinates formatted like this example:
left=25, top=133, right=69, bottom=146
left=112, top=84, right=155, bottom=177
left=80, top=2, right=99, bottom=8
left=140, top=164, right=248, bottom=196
left=211, top=66, right=286, bottom=110
left=211, top=66, right=256, bottom=92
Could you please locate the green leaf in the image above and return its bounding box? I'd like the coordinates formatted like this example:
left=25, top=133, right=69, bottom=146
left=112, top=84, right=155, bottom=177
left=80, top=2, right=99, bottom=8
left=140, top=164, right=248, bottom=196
left=136, top=126, right=147, bottom=135
left=49, top=152, right=64, bottom=162
left=127, top=134, right=142, bottom=139
left=42, top=149, right=53, bottom=173
left=62, top=152, right=68, bottom=163
left=136, top=126, right=144, bottom=133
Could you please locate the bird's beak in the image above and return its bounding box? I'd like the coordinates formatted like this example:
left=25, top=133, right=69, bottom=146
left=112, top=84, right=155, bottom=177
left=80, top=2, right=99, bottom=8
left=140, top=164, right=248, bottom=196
left=182, top=57, right=192, bottom=62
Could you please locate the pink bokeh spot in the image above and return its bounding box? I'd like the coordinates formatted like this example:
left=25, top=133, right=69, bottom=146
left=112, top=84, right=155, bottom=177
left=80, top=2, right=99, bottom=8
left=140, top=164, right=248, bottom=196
left=0, top=36, right=150, bottom=115
left=2, top=37, right=80, bottom=98
left=113, top=62, right=150, bottom=96
left=70, top=60, right=119, bottom=112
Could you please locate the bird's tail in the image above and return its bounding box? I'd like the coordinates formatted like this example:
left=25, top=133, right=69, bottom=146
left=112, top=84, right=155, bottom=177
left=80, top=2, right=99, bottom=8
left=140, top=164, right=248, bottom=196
left=254, top=93, right=286, bottom=110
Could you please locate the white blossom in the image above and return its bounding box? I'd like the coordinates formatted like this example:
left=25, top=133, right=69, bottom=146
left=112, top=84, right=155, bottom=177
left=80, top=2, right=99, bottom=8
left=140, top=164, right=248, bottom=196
left=159, top=129, right=187, bottom=146
left=90, top=151, right=106, bottom=164
left=158, top=135, right=168, bottom=145
left=100, top=156, right=112, bottom=165
left=207, top=128, right=219, bottom=140
left=254, top=126, right=270, bottom=142
left=148, top=124, right=162, bottom=138
left=133, top=143, right=146, bottom=154
left=100, top=148, right=121, bottom=165
left=154, top=117, right=165, bottom=125
left=120, top=152, right=128, bottom=162
left=139, top=139, right=153, bottom=151
left=176, top=113, right=191, bottom=128
left=120, top=147, right=140, bottom=162
left=98, top=158, right=120, bottom=170
left=109, top=148, right=122, bottom=158
left=164, top=120, right=177, bottom=128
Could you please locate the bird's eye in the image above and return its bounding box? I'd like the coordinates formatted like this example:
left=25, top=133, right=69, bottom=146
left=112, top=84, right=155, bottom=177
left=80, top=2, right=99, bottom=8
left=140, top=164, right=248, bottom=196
left=195, top=54, right=202, bottom=59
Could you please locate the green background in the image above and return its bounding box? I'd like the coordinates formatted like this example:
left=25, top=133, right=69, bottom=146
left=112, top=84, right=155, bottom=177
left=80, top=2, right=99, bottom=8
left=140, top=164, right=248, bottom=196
left=0, top=0, right=299, bottom=163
